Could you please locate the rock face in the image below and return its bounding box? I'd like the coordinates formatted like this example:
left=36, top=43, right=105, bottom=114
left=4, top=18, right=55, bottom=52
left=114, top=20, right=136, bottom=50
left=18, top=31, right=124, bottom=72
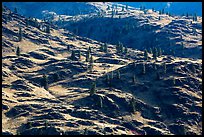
left=2, top=3, right=202, bottom=135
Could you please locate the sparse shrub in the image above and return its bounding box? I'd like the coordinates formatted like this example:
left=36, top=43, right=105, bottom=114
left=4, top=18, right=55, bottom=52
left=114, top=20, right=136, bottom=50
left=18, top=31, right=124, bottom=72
left=16, top=46, right=20, bottom=56
left=90, top=82, right=96, bottom=96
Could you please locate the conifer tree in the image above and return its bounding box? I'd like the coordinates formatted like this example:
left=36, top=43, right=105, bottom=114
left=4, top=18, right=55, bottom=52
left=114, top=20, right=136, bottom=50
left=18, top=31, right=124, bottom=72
left=86, top=49, right=90, bottom=62
left=14, top=7, right=17, bottom=14
left=142, top=63, right=146, bottom=74
left=124, top=46, right=128, bottom=54
left=90, top=81, right=96, bottom=96
left=67, top=44, right=70, bottom=51
left=116, top=70, right=120, bottom=79
left=98, top=96, right=103, bottom=108
left=156, top=72, right=160, bottom=80
left=149, top=48, right=152, bottom=54
left=163, top=63, right=166, bottom=74
left=153, top=47, right=158, bottom=60
left=18, top=27, right=22, bottom=42
left=130, top=98, right=136, bottom=113
left=78, top=50, right=81, bottom=60
left=132, top=75, right=136, bottom=84
left=144, top=49, right=148, bottom=60
left=46, top=25, right=50, bottom=33
left=70, top=50, right=76, bottom=60
left=158, top=48, right=162, bottom=56
left=104, top=43, right=108, bottom=53
left=89, top=55, right=94, bottom=71
left=16, top=46, right=20, bottom=56
left=42, top=74, right=49, bottom=90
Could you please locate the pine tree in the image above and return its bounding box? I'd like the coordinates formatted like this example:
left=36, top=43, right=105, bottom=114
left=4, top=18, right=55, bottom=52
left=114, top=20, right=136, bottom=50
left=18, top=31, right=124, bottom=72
left=144, top=49, right=148, bottom=60
left=86, top=49, right=90, bottom=62
left=100, top=44, right=104, bottom=52
left=18, top=27, right=22, bottom=42
left=158, top=48, right=162, bottom=56
left=116, top=70, right=120, bottom=79
left=42, top=74, right=49, bottom=90
left=153, top=47, right=158, bottom=60
left=46, top=25, right=50, bottom=33
left=53, top=73, right=60, bottom=82
left=106, top=74, right=110, bottom=85
left=163, top=63, right=166, bottom=74
left=162, top=9, right=164, bottom=14
left=104, top=43, right=108, bottom=53
left=14, top=7, right=17, bottom=14
left=194, top=13, right=197, bottom=21
left=70, top=50, right=76, bottom=60
left=78, top=50, right=81, bottom=60
left=16, top=46, right=20, bottom=56
left=67, top=44, right=70, bottom=51
left=130, top=98, right=136, bottom=113
left=156, top=72, right=160, bottom=80
left=142, top=63, right=146, bottom=74
left=126, top=5, right=128, bottom=10
left=88, top=46, right=92, bottom=53
left=110, top=71, right=114, bottom=79
left=132, top=75, right=136, bottom=84
left=90, top=82, right=96, bottom=96
left=149, top=48, right=152, bottom=54
left=98, top=96, right=103, bottom=108
left=121, top=6, right=125, bottom=11
left=124, top=46, right=128, bottom=54
left=172, top=77, right=176, bottom=86
left=154, top=63, right=157, bottom=70
left=89, top=55, right=94, bottom=71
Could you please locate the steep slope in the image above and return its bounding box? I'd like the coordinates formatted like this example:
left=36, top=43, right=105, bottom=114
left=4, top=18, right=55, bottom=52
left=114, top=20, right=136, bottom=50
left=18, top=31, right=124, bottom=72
left=57, top=2, right=202, bottom=59
left=2, top=5, right=202, bottom=135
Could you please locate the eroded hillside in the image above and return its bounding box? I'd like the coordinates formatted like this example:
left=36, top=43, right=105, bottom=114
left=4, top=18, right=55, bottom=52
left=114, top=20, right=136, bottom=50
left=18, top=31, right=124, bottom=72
left=2, top=4, right=202, bottom=135
left=56, top=2, right=202, bottom=59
